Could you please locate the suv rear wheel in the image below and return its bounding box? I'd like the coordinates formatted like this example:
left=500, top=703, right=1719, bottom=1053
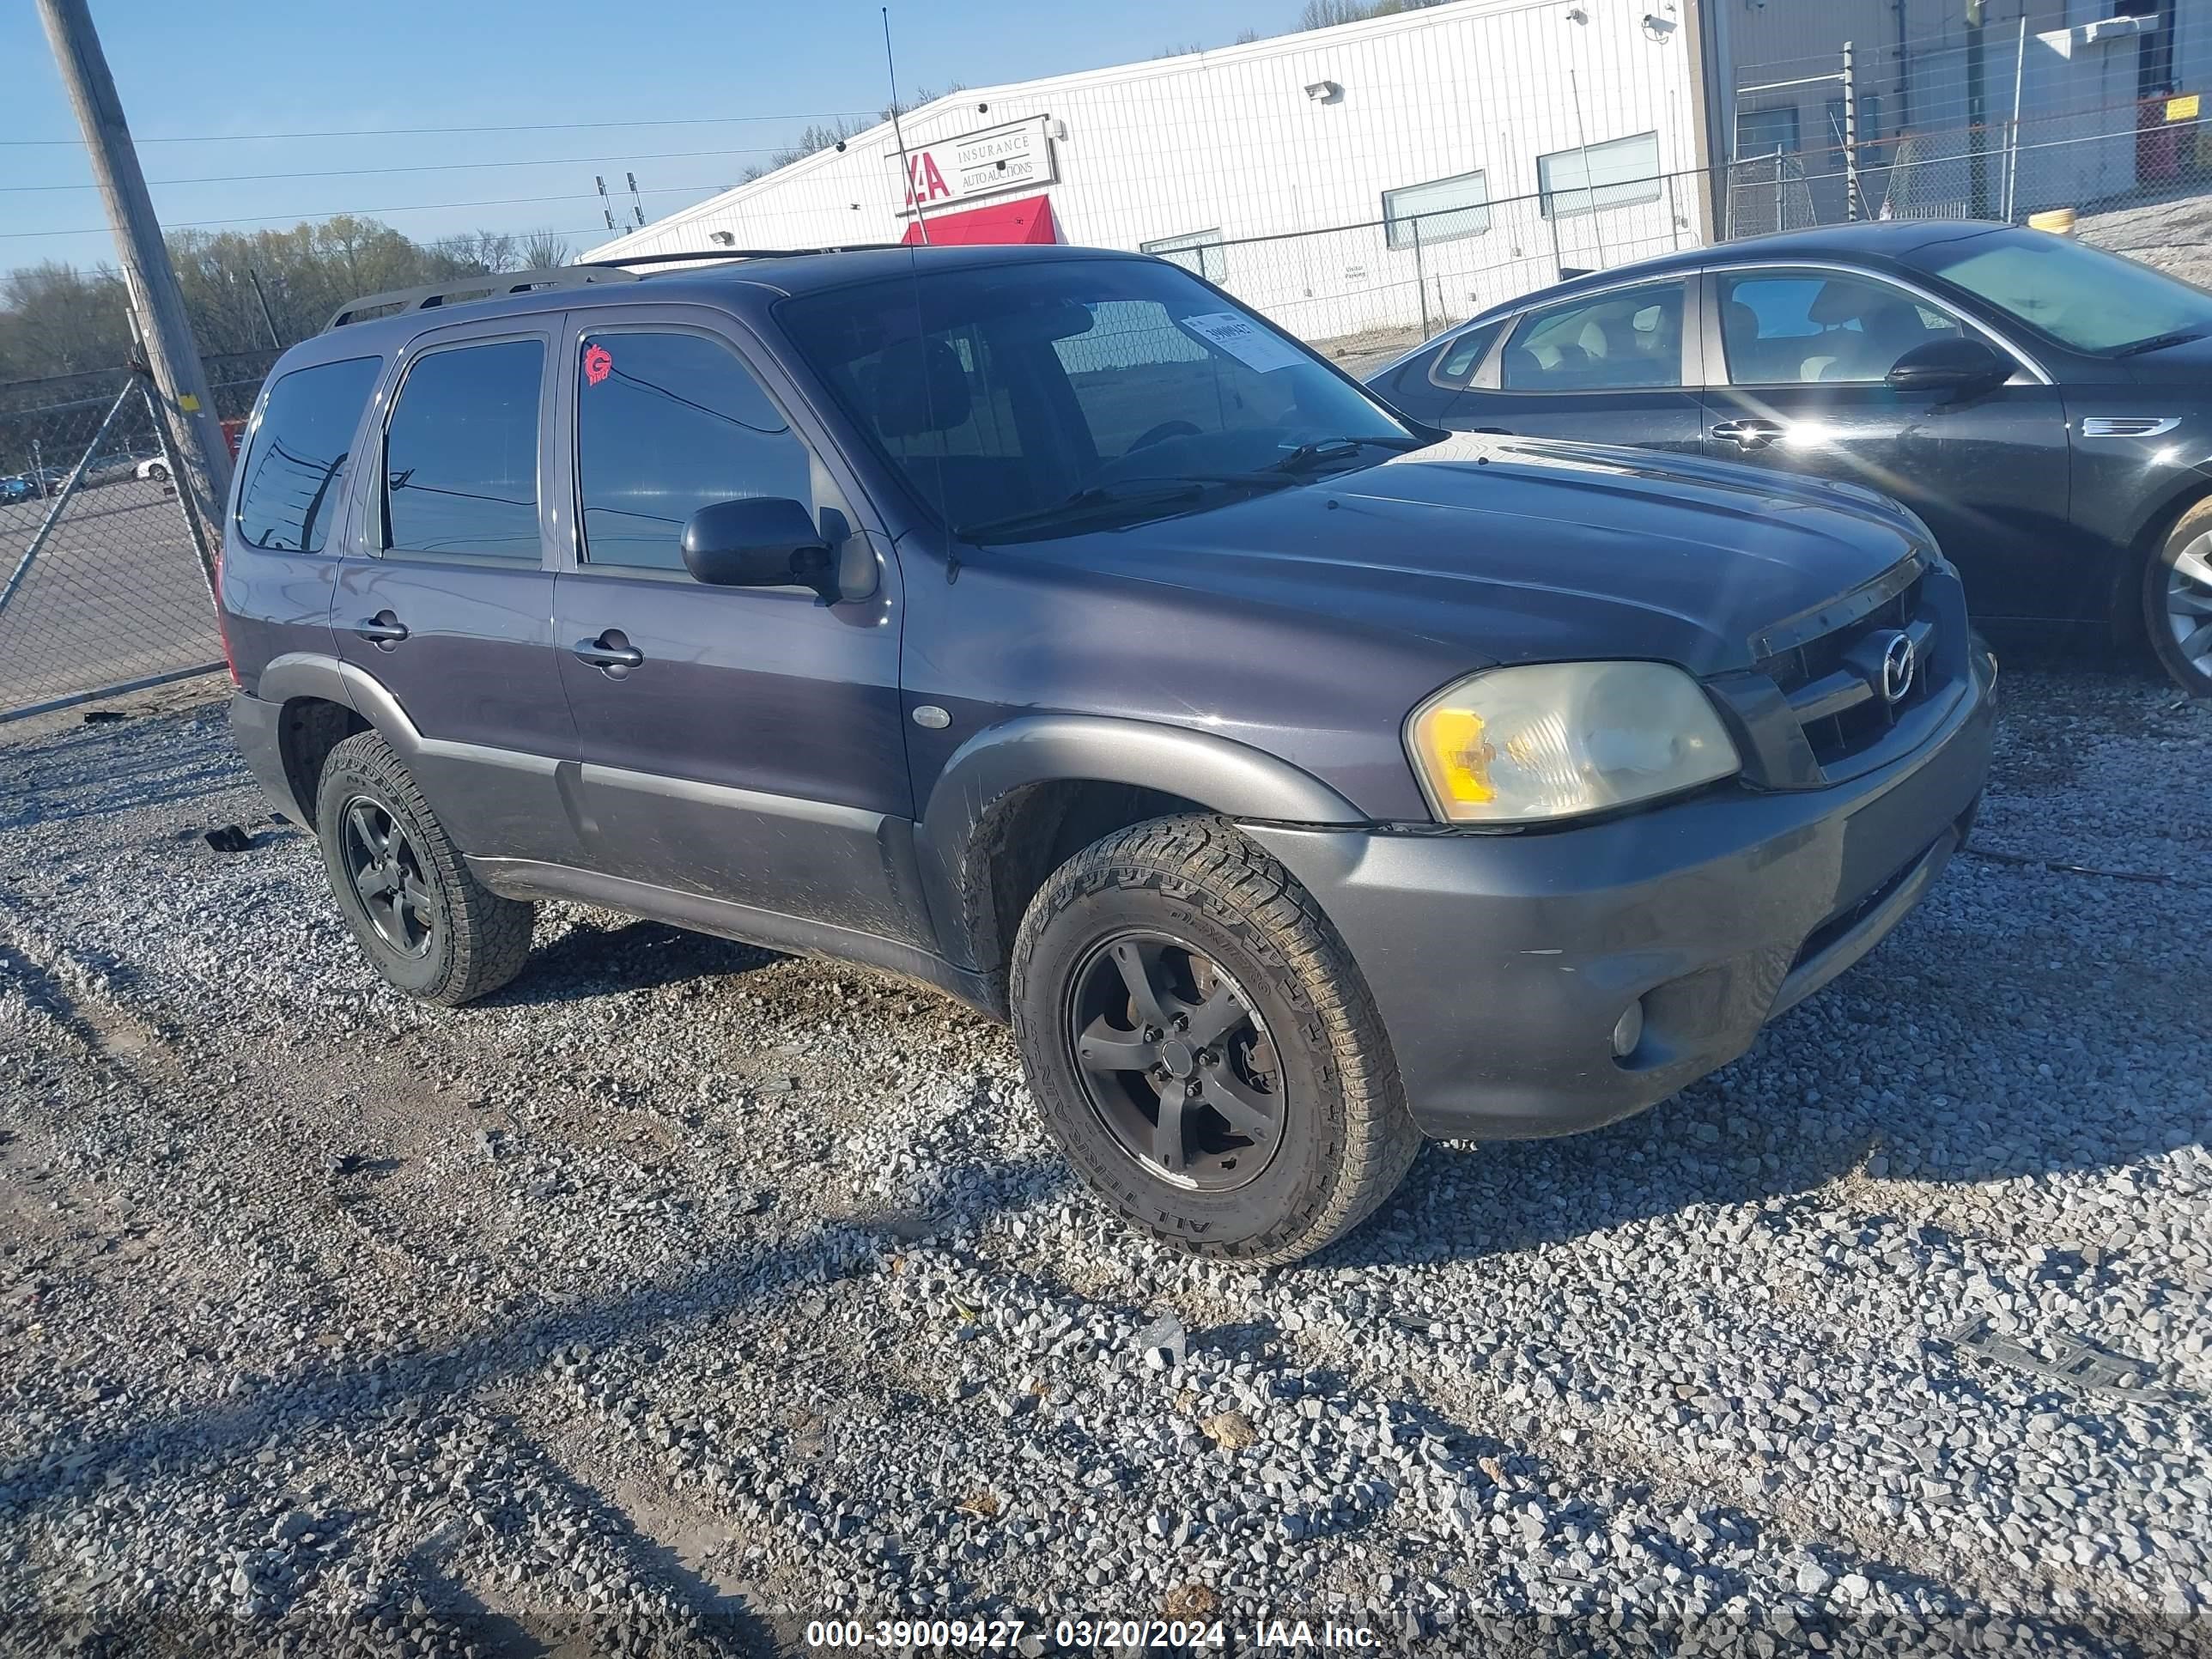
left=1011, top=816, right=1419, bottom=1265
left=2146, top=498, right=2212, bottom=696
left=314, top=730, right=536, bottom=1006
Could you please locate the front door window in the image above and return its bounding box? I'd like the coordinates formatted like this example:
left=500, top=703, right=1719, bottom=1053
left=1715, top=271, right=1966, bottom=386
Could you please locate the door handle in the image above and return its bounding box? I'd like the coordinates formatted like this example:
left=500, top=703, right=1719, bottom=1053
left=1711, top=418, right=1784, bottom=451
left=572, top=635, right=644, bottom=670
left=355, top=612, right=409, bottom=644
left=1468, top=426, right=1515, bottom=435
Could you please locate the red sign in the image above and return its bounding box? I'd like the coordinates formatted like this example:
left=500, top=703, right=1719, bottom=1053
left=583, top=343, right=613, bottom=386
left=888, top=118, right=1054, bottom=216
left=904, top=151, right=951, bottom=209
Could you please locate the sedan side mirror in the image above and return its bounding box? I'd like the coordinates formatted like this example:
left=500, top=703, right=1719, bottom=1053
left=1886, top=337, right=2011, bottom=396
left=681, top=497, right=840, bottom=601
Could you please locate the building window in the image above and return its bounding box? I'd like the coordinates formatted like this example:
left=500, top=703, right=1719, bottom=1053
left=1536, top=131, right=1662, bottom=218
left=1142, top=230, right=1227, bottom=283
left=1382, top=169, right=1491, bottom=250
left=1825, top=94, right=1887, bottom=168
left=1735, top=106, right=1801, bottom=160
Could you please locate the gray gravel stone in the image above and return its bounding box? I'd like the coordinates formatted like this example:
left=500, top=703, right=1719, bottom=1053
left=0, top=670, right=2203, bottom=1656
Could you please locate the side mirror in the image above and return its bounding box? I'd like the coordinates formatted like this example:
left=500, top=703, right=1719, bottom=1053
left=1886, top=337, right=2010, bottom=395
left=681, top=497, right=839, bottom=601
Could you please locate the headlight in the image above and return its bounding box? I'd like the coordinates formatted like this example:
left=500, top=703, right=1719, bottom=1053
left=1405, top=661, right=1741, bottom=824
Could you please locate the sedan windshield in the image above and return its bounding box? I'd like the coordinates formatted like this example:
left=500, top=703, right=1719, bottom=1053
left=1909, top=229, right=2212, bottom=356
left=778, top=256, right=1420, bottom=540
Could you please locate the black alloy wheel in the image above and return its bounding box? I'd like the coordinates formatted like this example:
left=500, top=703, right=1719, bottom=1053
left=339, top=795, right=437, bottom=958
left=1064, top=929, right=1285, bottom=1192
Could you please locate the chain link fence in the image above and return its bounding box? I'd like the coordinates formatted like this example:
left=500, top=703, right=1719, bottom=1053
left=0, top=376, right=223, bottom=720
left=0, top=352, right=276, bottom=720
left=1155, top=168, right=1705, bottom=376
left=1730, top=21, right=2212, bottom=286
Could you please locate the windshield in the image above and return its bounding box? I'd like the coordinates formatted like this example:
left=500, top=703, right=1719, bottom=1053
left=1910, top=230, right=2212, bottom=355
left=778, top=256, right=1417, bottom=538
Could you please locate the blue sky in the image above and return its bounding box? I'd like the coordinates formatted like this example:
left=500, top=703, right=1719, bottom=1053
left=3, top=0, right=1287, bottom=276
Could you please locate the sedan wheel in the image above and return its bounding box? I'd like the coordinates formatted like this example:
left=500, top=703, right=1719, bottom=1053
left=2147, top=505, right=2212, bottom=696
left=2163, top=535, right=2212, bottom=674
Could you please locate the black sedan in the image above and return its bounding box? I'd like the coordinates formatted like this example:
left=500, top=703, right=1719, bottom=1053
left=1368, top=221, right=2212, bottom=695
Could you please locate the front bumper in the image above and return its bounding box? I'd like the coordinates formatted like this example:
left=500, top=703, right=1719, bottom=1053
left=1243, top=638, right=1996, bottom=1141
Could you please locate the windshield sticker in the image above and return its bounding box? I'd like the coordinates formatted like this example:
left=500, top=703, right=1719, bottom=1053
left=583, top=343, right=614, bottom=386
left=1179, top=312, right=1306, bottom=374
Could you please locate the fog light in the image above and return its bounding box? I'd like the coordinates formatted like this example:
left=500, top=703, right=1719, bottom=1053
left=1611, top=1000, right=1645, bottom=1059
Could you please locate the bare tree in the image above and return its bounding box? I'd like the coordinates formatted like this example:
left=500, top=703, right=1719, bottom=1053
left=430, top=229, right=521, bottom=273
left=1, top=215, right=554, bottom=379
left=1299, top=0, right=1448, bottom=28
left=519, top=229, right=573, bottom=269
left=736, top=83, right=972, bottom=185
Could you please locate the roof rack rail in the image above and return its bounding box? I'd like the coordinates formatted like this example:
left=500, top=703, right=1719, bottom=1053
left=324, top=265, right=638, bottom=332
left=580, top=243, right=902, bottom=270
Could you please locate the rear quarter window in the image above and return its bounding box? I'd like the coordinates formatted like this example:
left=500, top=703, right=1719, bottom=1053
left=1431, top=321, right=1503, bottom=387
left=234, top=356, right=383, bottom=553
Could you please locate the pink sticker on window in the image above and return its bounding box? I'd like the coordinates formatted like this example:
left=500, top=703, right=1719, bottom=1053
left=584, top=343, right=613, bottom=386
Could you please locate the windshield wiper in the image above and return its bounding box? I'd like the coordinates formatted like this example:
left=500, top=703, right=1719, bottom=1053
left=2111, top=327, right=2209, bottom=358
left=955, top=480, right=1210, bottom=542
left=1262, top=434, right=1431, bottom=476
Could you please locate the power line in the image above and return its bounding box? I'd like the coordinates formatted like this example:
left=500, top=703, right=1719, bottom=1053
left=0, top=182, right=737, bottom=240
left=0, top=112, right=882, bottom=148
left=4, top=145, right=803, bottom=193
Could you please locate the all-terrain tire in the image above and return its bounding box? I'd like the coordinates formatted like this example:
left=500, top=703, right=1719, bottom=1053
left=1010, top=815, right=1420, bottom=1266
left=314, top=730, right=535, bottom=1006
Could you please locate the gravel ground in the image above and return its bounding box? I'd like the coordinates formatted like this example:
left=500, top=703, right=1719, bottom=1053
left=0, top=663, right=2207, bottom=1659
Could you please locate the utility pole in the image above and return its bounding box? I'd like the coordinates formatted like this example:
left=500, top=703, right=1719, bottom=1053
left=34, top=0, right=232, bottom=543
left=247, top=266, right=282, bottom=349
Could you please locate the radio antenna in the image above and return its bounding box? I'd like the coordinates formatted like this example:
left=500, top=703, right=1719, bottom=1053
left=884, top=7, right=931, bottom=246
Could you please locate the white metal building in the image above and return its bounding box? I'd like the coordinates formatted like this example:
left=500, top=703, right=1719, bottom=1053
left=586, top=0, right=1711, bottom=343
left=586, top=0, right=2197, bottom=343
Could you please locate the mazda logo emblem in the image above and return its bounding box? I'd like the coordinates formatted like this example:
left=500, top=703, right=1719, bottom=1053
left=1878, top=631, right=1917, bottom=705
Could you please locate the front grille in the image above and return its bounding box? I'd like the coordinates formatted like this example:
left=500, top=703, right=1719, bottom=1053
left=1756, top=572, right=1938, bottom=769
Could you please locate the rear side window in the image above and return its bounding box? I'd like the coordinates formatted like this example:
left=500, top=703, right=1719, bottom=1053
left=384, top=338, right=544, bottom=561
left=1501, top=280, right=1686, bottom=392
left=233, top=356, right=381, bottom=553
left=574, top=331, right=814, bottom=571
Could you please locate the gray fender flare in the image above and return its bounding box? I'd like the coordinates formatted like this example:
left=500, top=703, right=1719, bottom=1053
left=912, top=714, right=1368, bottom=973
left=258, top=653, right=428, bottom=754
left=251, top=653, right=429, bottom=817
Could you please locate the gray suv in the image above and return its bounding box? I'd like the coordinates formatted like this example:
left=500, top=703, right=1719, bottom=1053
left=221, top=246, right=1995, bottom=1264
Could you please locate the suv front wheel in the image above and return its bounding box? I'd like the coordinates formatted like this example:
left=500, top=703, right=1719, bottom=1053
left=314, top=730, right=536, bottom=1006
left=1011, top=816, right=1420, bottom=1265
